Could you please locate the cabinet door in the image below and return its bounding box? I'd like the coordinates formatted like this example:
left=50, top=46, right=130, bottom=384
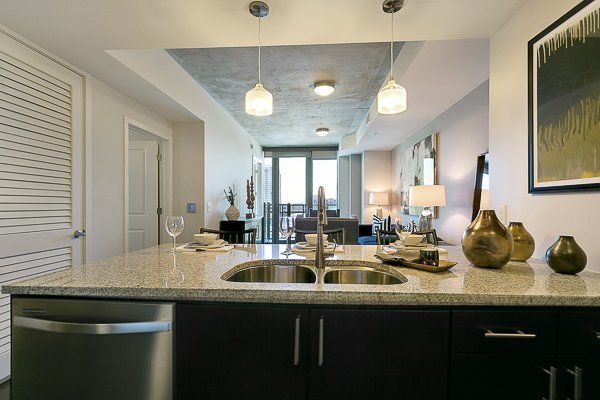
left=450, top=354, right=555, bottom=400
left=310, top=309, right=449, bottom=400
left=177, top=304, right=308, bottom=400
left=558, top=356, right=600, bottom=400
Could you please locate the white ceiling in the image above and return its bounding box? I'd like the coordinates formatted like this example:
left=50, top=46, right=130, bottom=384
left=342, top=38, right=490, bottom=153
left=0, top=0, right=525, bottom=146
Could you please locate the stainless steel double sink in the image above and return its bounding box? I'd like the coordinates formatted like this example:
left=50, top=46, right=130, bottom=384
left=222, top=262, right=406, bottom=285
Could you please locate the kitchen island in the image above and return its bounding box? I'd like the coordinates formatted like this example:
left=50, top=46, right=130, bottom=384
left=3, top=244, right=600, bottom=306
left=4, top=244, right=600, bottom=400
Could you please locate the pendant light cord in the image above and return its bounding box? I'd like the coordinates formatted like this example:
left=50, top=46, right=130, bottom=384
left=258, top=15, right=262, bottom=84
left=390, top=10, right=394, bottom=81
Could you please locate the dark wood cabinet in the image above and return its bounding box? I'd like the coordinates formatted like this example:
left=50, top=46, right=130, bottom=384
left=309, top=309, right=450, bottom=400
left=450, top=354, right=555, bottom=400
left=176, top=304, right=308, bottom=400
left=450, top=310, right=557, bottom=400
left=557, top=311, right=600, bottom=399
left=557, top=355, right=600, bottom=400
left=176, top=305, right=600, bottom=400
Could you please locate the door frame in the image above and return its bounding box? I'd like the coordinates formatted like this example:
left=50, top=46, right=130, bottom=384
left=124, top=117, right=172, bottom=253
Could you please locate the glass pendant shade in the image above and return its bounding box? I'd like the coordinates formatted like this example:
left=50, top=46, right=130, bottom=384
left=245, top=83, right=273, bottom=116
left=377, top=79, right=407, bottom=114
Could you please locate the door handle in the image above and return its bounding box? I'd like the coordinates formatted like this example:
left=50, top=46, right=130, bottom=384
left=13, top=316, right=172, bottom=335
left=293, top=315, right=301, bottom=366
left=542, top=366, right=557, bottom=400
left=318, top=315, right=324, bottom=367
left=73, top=229, right=86, bottom=239
left=566, top=366, right=582, bottom=400
left=484, top=329, right=537, bottom=339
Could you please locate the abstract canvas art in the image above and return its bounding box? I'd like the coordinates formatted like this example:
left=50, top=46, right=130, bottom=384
left=528, top=0, right=600, bottom=192
left=397, top=133, right=438, bottom=216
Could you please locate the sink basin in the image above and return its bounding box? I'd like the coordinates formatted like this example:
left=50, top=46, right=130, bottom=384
left=324, top=268, right=406, bottom=285
left=225, top=264, right=317, bottom=284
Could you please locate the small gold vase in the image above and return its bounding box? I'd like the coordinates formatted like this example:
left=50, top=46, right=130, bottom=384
left=461, top=210, right=513, bottom=269
left=508, top=222, right=535, bottom=262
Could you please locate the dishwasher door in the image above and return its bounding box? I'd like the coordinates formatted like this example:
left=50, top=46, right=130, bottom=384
left=12, top=297, right=174, bottom=400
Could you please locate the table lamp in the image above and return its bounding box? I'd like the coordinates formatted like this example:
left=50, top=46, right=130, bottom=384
left=369, top=192, right=389, bottom=219
left=408, top=185, right=446, bottom=231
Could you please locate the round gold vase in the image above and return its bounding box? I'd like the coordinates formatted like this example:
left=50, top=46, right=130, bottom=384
left=461, top=210, right=513, bottom=269
left=545, top=235, right=587, bottom=275
left=508, top=222, right=535, bottom=262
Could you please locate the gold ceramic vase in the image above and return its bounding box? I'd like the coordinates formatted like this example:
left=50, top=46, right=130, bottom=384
left=508, top=222, right=535, bottom=262
left=461, top=210, right=513, bottom=269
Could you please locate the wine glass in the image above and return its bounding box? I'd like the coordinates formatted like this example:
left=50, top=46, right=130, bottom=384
left=280, top=216, right=295, bottom=255
left=165, top=216, right=184, bottom=254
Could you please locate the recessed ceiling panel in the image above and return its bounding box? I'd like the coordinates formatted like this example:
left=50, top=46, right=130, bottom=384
left=168, top=42, right=402, bottom=146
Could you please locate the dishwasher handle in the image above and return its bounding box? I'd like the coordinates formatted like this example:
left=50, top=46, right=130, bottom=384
left=13, top=316, right=172, bottom=335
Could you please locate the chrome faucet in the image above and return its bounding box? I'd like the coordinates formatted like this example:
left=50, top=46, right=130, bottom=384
left=315, top=186, right=328, bottom=269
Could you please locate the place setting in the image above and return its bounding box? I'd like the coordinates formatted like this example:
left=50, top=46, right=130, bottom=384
left=176, top=232, right=235, bottom=253
left=293, top=234, right=344, bottom=254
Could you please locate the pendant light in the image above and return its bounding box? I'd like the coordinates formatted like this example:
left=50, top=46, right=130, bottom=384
left=245, top=1, right=273, bottom=116
left=377, top=0, right=407, bottom=115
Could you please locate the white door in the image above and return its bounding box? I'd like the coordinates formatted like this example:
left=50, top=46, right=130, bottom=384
left=128, top=140, right=159, bottom=251
left=0, top=32, right=84, bottom=378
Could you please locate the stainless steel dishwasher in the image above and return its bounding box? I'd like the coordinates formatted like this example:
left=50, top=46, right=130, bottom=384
left=12, top=297, right=174, bottom=400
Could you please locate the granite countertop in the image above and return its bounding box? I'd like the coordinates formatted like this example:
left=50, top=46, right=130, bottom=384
left=3, top=244, right=600, bottom=306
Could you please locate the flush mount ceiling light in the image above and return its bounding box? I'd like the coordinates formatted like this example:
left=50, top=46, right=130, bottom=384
left=314, top=81, right=335, bottom=96
left=377, top=0, right=407, bottom=115
left=245, top=1, right=273, bottom=116
left=315, top=127, right=330, bottom=137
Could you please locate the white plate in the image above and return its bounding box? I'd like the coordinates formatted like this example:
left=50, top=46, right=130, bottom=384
left=295, top=241, right=334, bottom=250
left=189, top=239, right=227, bottom=249
left=391, top=241, right=428, bottom=249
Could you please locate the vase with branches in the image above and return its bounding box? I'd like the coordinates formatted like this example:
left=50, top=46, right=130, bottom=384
left=224, top=186, right=240, bottom=221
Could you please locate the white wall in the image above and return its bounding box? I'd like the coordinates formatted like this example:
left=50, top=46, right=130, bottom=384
left=88, top=77, right=173, bottom=261
left=391, top=82, right=489, bottom=245
left=338, top=156, right=350, bottom=217
left=107, top=50, right=262, bottom=229
left=362, top=150, right=392, bottom=224
left=173, top=122, right=205, bottom=243
left=490, top=0, right=599, bottom=272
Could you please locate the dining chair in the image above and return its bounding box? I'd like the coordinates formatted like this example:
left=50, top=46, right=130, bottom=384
left=295, top=228, right=345, bottom=246
left=199, top=227, right=257, bottom=244
left=413, top=229, right=440, bottom=246
left=376, top=229, right=398, bottom=246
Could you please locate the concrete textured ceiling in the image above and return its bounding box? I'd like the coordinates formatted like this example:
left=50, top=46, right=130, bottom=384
left=0, top=0, right=528, bottom=127
left=168, top=43, right=402, bottom=146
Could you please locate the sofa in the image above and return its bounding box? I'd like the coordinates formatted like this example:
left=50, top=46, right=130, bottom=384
left=294, top=217, right=359, bottom=245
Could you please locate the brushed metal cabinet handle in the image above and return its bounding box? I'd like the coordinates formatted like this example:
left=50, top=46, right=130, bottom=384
left=542, top=366, right=557, bottom=400
left=318, top=316, right=324, bottom=367
left=293, top=315, right=301, bottom=366
left=566, top=366, right=582, bottom=400
left=484, top=329, right=537, bottom=339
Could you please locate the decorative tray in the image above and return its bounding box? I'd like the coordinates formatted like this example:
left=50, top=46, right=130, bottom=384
left=375, top=253, right=457, bottom=273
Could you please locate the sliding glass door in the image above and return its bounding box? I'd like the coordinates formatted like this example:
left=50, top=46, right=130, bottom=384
left=264, top=150, right=338, bottom=243
left=312, top=159, right=338, bottom=211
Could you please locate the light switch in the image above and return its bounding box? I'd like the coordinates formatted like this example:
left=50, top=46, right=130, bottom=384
left=206, top=202, right=213, bottom=212
left=187, top=203, right=197, bottom=213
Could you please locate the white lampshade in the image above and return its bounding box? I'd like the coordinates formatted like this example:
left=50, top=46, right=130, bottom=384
left=369, top=192, right=389, bottom=206
left=377, top=79, right=407, bottom=115
left=408, top=185, right=446, bottom=207
left=245, top=83, right=273, bottom=116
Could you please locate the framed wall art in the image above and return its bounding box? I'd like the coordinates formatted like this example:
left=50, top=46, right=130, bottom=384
left=528, top=0, right=600, bottom=193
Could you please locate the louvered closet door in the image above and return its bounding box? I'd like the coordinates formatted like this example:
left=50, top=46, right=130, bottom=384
left=0, top=31, right=84, bottom=379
